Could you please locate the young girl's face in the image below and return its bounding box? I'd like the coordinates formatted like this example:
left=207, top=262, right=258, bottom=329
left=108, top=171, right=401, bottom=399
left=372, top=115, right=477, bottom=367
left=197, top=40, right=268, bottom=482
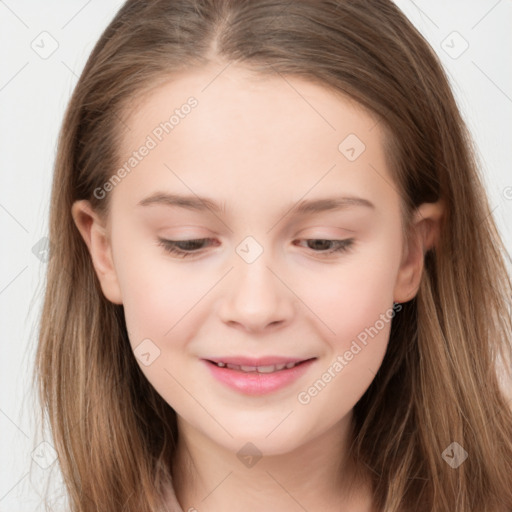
left=76, top=64, right=425, bottom=456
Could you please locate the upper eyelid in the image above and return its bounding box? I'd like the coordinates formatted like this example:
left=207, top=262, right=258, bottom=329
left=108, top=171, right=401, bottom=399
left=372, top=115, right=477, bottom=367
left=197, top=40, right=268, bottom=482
left=159, top=235, right=352, bottom=242
left=157, top=236, right=355, bottom=250
left=157, top=225, right=356, bottom=239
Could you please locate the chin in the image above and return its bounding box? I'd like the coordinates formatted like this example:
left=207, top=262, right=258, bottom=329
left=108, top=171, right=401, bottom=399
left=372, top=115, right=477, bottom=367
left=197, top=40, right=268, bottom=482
left=211, top=423, right=311, bottom=458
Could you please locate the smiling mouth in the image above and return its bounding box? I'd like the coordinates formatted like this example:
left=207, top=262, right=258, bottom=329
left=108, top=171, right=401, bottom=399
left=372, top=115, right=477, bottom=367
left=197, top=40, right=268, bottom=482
left=206, top=359, right=315, bottom=374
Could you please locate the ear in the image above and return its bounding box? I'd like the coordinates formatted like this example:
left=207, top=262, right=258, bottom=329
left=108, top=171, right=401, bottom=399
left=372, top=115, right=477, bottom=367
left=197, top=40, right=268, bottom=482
left=71, top=200, right=123, bottom=305
left=393, top=200, right=444, bottom=303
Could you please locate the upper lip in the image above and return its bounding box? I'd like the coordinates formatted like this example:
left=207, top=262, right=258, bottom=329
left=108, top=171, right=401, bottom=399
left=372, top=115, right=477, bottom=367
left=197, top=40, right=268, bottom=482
left=204, top=356, right=315, bottom=366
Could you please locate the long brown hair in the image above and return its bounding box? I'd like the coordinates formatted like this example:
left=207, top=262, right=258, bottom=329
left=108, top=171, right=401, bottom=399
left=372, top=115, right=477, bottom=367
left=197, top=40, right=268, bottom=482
left=33, top=1, right=512, bottom=511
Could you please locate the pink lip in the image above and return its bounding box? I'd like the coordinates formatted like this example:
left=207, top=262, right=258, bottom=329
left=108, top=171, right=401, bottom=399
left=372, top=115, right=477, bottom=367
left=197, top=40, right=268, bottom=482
left=202, top=358, right=316, bottom=395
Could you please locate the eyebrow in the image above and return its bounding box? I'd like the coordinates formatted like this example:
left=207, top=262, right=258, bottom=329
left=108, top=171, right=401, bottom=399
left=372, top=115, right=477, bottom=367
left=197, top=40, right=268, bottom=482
left=137, top=192, right=375, bottom=216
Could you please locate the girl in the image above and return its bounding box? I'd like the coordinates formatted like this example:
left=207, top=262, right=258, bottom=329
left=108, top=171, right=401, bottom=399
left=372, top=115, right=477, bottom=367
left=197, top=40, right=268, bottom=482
left=34, top=1, right=512, bottom=511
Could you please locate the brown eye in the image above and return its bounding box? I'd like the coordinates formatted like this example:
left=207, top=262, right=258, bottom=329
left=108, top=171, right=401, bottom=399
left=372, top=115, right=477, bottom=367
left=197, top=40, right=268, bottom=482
left=294, top=238, right=354, bottom=256
left=157, top=238, right=215, bottom=258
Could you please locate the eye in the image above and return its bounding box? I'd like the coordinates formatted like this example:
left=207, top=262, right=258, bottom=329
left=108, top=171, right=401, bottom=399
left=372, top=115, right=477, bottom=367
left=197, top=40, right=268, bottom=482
left=157, top=237, right=354, bottom=258
left=293, top=238, right=355, bottom=257
left=157, top=237, right=216, bottom=258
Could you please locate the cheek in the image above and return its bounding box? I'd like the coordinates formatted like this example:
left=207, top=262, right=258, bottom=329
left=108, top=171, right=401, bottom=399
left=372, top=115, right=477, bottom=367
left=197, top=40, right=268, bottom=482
left=296, top=283, right=396, bottom=421
left=111, top=235, right=196, bottom=345
left=296, top=239, right=400, bottom=405
left=113, top=247, right=205, bottom=406
left=306, top=239, right=400, bottom=342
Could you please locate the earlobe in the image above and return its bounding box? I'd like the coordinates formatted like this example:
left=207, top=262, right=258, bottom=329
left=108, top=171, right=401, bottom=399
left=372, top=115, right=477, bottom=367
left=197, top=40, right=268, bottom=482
left=71, top=200, right=123, bottom=305
left=393, top=199, right=444, bottom=303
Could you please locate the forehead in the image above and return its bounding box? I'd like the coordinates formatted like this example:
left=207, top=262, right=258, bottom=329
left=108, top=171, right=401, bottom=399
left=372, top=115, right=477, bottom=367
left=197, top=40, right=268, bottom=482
left=112, top=64, right=396, bottom=215
left=122, top=64, right=381, bottom=152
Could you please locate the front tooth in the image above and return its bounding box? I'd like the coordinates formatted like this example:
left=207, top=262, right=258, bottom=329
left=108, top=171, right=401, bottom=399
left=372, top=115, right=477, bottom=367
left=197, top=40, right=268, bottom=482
left=222, top=363, right=295, bottom=373
left=256, top=365, right=277, bottom=373
left=240, top=365, right=257, bottom=372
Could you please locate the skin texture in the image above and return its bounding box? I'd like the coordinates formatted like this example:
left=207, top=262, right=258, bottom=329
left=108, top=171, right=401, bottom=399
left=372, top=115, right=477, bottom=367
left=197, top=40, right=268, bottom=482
left=72, top=64, right=443, bottom=512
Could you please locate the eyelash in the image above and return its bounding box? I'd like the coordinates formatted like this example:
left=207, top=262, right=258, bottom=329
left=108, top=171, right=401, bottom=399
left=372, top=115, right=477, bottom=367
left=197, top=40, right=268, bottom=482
left=157, top=237, right=355, bottom=259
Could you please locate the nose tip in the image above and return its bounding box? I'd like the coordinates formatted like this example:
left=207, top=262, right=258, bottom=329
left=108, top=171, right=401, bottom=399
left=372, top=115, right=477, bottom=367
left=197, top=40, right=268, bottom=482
left=218, top=259, right=294, bottom=333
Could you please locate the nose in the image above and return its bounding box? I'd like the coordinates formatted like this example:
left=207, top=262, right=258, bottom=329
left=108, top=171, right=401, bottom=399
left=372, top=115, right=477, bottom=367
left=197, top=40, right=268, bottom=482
left=217, top=251, right=295, bottom=333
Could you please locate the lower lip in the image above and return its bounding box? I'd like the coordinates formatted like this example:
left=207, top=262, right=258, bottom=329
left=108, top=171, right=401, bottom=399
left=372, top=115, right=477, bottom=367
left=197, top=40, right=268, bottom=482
left=202, top=359, right=316, bottom=395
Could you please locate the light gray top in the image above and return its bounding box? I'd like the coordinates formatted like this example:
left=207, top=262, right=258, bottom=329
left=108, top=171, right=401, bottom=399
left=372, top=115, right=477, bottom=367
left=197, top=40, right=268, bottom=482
left=163, top=482, right=185, bottom=512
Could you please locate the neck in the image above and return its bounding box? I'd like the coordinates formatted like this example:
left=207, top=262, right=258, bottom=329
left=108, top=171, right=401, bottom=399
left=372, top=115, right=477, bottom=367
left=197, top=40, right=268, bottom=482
left=170, top=411, right=375, bottom=512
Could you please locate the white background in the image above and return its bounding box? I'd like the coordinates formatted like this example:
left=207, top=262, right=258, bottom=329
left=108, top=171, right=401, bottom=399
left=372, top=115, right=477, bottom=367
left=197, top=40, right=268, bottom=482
left=0, top=1, right=511, bottom=510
